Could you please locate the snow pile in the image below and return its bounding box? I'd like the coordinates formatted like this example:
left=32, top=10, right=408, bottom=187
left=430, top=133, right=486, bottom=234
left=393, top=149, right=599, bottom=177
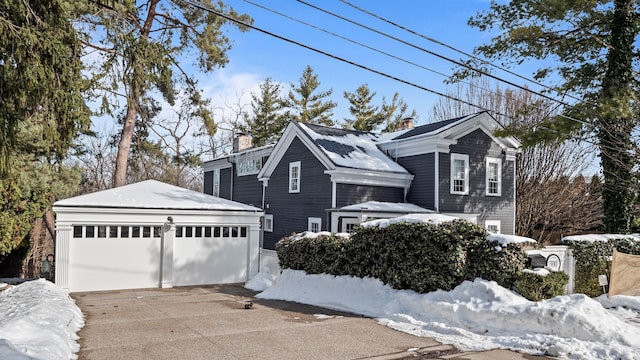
left=258, top=269, right=640, bottom=359
left=288, top=231, right=350, bottom=241
left=522, top=268, right=551, bottom=277
left=487, top=233, right=537, bottom=246
left=245, top=267, right=279, bottom=291
left=360, top=213, right=460, bottom=228
left=0, top=279, right=84, bottom=360
left=562, top=233, right=640, bottom=242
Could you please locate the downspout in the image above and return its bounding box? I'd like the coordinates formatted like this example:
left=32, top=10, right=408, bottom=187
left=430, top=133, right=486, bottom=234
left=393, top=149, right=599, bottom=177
left=227, top=156, right=235, bottom=201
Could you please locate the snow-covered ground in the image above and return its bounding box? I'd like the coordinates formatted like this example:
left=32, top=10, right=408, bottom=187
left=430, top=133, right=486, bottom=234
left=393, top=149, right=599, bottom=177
left=247, top=269, right=640, bottom=360
left=0, top=279, right=84, bottom=360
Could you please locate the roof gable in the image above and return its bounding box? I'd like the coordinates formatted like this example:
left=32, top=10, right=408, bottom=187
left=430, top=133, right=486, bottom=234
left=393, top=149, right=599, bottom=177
left=54, top=180, right=261, bottom=211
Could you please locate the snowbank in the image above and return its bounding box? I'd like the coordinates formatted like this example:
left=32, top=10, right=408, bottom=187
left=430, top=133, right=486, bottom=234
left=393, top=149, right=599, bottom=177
left=0, top=279, right=84, bottom=359
left=360, top=213, right=460, bottom=228
left=487, top=233, right=536, bottom=246
left=257, top=269, right=640, bottom=359
left=562, top=233, right=640, bottom=242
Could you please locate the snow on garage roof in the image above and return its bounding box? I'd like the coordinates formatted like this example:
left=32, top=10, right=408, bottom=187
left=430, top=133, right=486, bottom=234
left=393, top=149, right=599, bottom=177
left=54, top=180, right=261, bottom=212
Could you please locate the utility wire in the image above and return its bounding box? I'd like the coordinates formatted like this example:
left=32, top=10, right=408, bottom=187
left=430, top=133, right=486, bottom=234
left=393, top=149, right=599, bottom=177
left=338, top=0, right=586, bottom=105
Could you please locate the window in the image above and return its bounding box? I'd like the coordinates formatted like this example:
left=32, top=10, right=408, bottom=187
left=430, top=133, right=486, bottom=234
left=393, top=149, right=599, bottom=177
left=143, top=226, right=151, bottom=238
left=195, top=227, right=202, bottom=237
left=263, top=214, right=273, bottom=232
left=205, top=227, right=212, bottom=237
left=237, top=157, right=262, bottom=176
left=85, top=226, right=95, bottom=238
left=132, top=226, right=140, bottom=238
left=73, top=226, right=83, bottom=238
left=212, top=168, right=220, bottom=196
left=153, top=226, right=162, bottom=238
left=120, top=226, right=129, bottom=238
left=97, top=226, right=107, bottom=238
left=308, top=217, right=322, bottom=233
left=240, top=227, right=247, bottom=237
left=486, top=157, right=502, bottom=196
left=109, top=226, right=118, bottom=238
left=485, top=220, right=501, bottom=234
left=289, top=161, right=301, bottom=193
left=450, top=154, right=469, bottom=195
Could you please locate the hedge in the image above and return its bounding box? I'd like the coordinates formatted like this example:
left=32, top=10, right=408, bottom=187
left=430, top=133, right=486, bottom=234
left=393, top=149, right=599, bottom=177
left=561, top=238, right=640, bottom=296
left=276, top=220, right=527, bottom=294
left=514, top=271, right=569, bottom=301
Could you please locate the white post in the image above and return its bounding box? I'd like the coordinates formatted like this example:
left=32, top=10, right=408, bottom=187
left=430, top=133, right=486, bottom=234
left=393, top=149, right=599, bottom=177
left=160, top=220, right=175, bottom=288
left=247, top=223, right=261, bottom=280
left=54, top=224, right=72, bottom=290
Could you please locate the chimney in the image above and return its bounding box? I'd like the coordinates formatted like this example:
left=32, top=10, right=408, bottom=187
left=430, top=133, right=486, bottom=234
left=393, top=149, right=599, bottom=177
left=401, top=117, right=415, bottom=130
left=233, top=133, right=252, bottom=153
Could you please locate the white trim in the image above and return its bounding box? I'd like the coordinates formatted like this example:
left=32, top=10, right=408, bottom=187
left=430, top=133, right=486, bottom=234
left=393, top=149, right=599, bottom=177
left=263, top=214, right=273, bottom=232
left=331, top=181, right=337, bottom=208
left=450, top=153, right=469, bottom=195
left=434, top=151, right=439, bottom=212
left=202, top=160, right=232, bottom=172
left=308, top=217, right=322, bottom=232
left=379, top=139, right=457, bottom=158
left=212, top=168, right=220, bottom=197
left=485, top=220, right=501, bottom=234
left=324, top=168, right=414, bottom=189
left=485, top=157, right=502, bottom=197
left=289, top=161, right=301, bottom=193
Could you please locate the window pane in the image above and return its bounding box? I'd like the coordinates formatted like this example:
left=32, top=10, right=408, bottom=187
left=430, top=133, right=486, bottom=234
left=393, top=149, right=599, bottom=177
left=73, top=226, right=83, bottom=238
left=186, top=226, right=193, bottom=237
left=154, top=226, right=162, bottom=238
left=231, top=227, right=238, bottom=237
left=143, top=226, right=151, bottom=238
left=132, top=226, right=140, bottom=238
left=86, top=226, right=95, bottom=238
left=240, top=227, right=247, bottom=237
left=120, top=226, right=129, bottom=238
left=214, top=226, right=221, bottom=237
left=97, top=226, right=107, bottom=238
left=109, top=226, right=118, bottom=238
left=223, top=227, right=230, bottom=237
left=205, top=227, right=212, bottom=237
left=176, top=226, right=183, bottom=237
left=195, top=227, right=202, bottom=237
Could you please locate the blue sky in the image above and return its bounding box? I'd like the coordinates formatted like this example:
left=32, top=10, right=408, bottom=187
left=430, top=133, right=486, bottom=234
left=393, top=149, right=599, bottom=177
left=200, top=0, right=531, bottom=126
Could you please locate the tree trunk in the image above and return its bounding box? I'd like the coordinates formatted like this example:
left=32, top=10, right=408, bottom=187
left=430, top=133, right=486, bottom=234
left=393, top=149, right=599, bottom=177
left=598, top=0, right=637, bottom=233
left=113, top=102, right=138, bottom=187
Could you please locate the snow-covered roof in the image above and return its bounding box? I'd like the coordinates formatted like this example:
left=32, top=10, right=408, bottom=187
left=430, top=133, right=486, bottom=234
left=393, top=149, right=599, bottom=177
left=360, top=213, right=460, bottom=228
left=54, top=180, right=261, bottom=212
left=297, top=122, right=408, bottom=173
left=487, top=233, right=537, bottom=246
left=338, top=201, right=434, bottom=213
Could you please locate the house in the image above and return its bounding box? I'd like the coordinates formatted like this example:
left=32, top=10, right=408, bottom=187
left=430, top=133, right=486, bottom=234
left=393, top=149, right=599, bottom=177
left=203, top=112, right=520, bottom=250
left=53, top=180, right=263, bottom=292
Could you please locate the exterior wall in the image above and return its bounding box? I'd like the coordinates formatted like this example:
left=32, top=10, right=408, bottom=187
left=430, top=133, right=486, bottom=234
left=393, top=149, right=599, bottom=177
left=397, top=153, right=436, bottom=210
left=263, top=137, right=332, bottom=249
left=438, top=129, right=516, bottom=234
left=232, top=161, right=266, bottom=208
left=335, top=184, right=404, bottom=208
left=203, top=171, right=213, bottom=195
left=219, top=167, right=232, bottom=200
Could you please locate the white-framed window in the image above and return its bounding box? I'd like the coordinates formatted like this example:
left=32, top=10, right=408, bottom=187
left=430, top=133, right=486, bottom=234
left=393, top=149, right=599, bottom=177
left=308, top=217, right=322, bottom=233
left=263, top=214, right=273, bottom=232
left=212, top=168, right=220, bottom=196
left=289, top=161, right=301, bottom=193
left=450, top=153, right=469, bottom=195
left=237, top=157, right=262, bottom=176
left=485, top=220, right=501, bottom=234
left=485, top=157, right=502, bottom=196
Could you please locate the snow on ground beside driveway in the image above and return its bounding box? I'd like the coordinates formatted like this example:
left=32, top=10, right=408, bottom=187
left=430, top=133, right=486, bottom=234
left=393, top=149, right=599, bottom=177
left=251, top=269, right=640, bottom=360
left=0, top=279, right=84, bottom=360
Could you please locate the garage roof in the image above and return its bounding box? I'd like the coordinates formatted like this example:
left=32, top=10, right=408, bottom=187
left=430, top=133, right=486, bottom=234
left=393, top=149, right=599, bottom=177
left=54, top=180, right=261, bottom=212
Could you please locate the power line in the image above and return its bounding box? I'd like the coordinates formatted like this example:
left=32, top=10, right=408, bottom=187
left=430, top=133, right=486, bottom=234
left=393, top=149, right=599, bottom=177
left=337, top=0, right=587, bottom=106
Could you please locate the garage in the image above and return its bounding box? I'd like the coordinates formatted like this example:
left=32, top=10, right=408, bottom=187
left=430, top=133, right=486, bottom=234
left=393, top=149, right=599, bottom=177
left=52, top=180, right=263, bottom=292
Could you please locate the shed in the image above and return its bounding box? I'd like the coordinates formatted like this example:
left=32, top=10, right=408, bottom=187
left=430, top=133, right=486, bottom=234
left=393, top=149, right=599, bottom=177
left=53, top=180, right=263, bottom=292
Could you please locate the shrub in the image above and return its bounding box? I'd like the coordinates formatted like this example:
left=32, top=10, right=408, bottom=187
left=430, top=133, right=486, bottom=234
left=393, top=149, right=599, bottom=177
left=514, top=271, right=569, bottom=301
left=563, top=238, right=640, bottom=296
left=276, top=219, right=528, bottom=294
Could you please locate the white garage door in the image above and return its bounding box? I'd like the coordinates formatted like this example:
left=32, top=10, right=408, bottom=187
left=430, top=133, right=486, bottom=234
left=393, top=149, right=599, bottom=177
left=67, top=224, right=249, bottom=292
left=69, top=225, right=162, bottom=292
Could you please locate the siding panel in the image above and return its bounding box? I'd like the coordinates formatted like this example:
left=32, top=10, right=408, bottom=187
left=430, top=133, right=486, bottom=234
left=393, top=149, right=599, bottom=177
left=438, top=129, right=516, bottom=234
left=263, top=137, right=332, bottom=249
left=397, top=153, right=435, bottom=210
left=219, top=168, right=232, bottom=200
left=336, top=184, right=403, bottom=208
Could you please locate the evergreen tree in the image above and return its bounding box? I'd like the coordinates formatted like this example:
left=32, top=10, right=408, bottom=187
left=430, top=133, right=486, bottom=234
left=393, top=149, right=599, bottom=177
left=380, top=93, right=417, bottom=132
left=73, top=0, right=251, bottom=187
left=241, top=78, right=288, bottom=147
left=464, top=0, right=639, bottom=233
left=286, top=65, right=337, bottom=126
left=343, top=84, right=382, bottom=131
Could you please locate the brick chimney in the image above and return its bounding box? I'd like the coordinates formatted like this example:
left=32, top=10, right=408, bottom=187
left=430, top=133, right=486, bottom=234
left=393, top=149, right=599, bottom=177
left=401, top=117, right=415, bottom=130
left=232, top=133, right=252, bottom=153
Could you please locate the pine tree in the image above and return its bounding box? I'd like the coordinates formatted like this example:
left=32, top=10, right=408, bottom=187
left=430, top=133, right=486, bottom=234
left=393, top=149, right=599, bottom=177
left=73, top=0, right=251, bottom=187
left=242, top=78, right=288, bottom=147
left=343, top=84, right=382, bottom=131
left=285, top=65, right=337, bottom=126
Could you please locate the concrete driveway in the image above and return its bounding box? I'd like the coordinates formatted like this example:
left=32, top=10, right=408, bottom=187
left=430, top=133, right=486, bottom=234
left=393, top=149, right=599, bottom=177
left=72, top=284, right=548, bottom=360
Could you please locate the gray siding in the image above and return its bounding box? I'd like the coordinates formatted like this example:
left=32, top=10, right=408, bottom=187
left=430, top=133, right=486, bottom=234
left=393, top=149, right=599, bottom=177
left=203, top=171, right=213, bottom=195
left=336, top=184, right=403, bottom=208
left=219, top=167, right=232, bottom=200
left=263, top=137, right=332, bottom=249
left=438, top=129, right=515, bottom=234
left=233, top=172, right=263, bottom=208
left=397, top=153, right=436, bottom=210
